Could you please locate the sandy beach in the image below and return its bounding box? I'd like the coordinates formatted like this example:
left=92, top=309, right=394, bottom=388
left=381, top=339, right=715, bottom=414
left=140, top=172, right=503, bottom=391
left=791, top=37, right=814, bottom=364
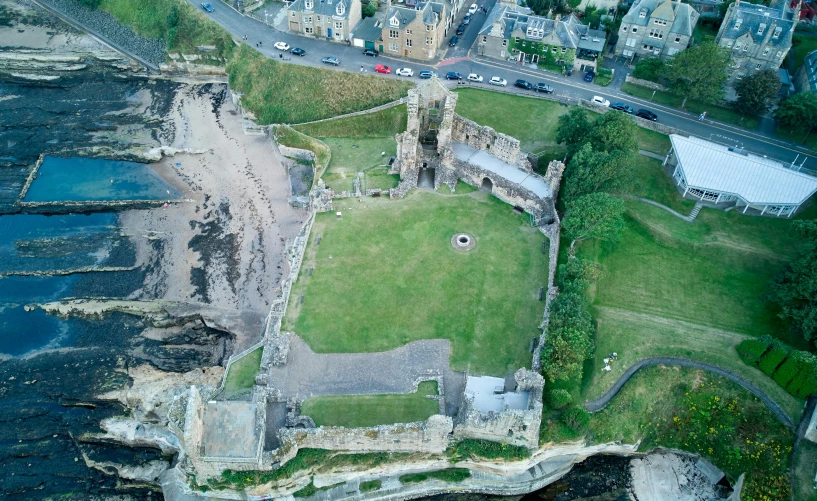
left=121, top=83, right=306, bottom=324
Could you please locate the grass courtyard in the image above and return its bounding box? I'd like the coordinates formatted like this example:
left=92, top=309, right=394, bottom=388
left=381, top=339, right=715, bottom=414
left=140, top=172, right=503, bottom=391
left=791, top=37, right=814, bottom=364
left=301, top=381, right=439, bottom=427
left=284, top=190, right=549, bottom=375
left=223, top=347, right=263, bottom=396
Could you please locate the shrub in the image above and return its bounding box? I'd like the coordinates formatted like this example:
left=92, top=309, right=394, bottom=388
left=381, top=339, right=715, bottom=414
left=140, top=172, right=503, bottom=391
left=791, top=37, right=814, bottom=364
left=562, top=407, right=591, bottom=432
left=786, top=352, right=817, bottom=398
left=359, top=480, right=381, bottom=492
left=632, top=58, right=666, bottom=82
left=772, top=355, right=798, bottom=388
left=547, top=389, right=573, bottom=409
left=446, top=439, right=530, bottom=461
left=399, top=469, right=470, bottom=484
left=736, top=338, right=770, bottom=365
left=758, top=346, right=788, bottom=376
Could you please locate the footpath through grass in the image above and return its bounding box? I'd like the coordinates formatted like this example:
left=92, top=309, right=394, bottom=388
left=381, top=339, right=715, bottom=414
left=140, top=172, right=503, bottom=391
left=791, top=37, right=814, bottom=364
left=301, top=381, right=440, bottom=427
left=223, top=347, right=262, bottom=395
left=284, top=190, right=548, bottom=375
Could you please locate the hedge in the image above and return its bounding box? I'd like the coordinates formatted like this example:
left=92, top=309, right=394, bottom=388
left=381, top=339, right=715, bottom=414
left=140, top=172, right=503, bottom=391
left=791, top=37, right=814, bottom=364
left=773, top=356, right=799, bottom=388
left=736, top=339, right=770, bottom=365
left=547, top=389, right=573, bottom=410
left=758, top=347, right=788, bottom=376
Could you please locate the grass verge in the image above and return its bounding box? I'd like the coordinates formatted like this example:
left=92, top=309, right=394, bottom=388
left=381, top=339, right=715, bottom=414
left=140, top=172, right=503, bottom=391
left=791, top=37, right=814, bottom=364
left=284, top=190, right=548, bottom=375
left=399, top=468, right=471, bottom=484
left=446, top=439, right=530, bottom=461
left=628, top=154, right=695, bottom=213
left=223, top=347, right=262, bottom=395
left=315, top=137, right=398, bottom=193
left=300, top=381, right=440, bottom=427
left=359, top=479, right=382, bottom=492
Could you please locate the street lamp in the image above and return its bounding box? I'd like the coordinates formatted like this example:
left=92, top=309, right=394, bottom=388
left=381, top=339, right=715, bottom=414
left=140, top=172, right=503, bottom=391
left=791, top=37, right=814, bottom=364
left=264, top=9, right=268, bottom=24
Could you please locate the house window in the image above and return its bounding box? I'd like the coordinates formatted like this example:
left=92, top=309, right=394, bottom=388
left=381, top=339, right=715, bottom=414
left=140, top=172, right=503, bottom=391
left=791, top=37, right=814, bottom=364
left=649, top=29, right=663, bottom=39
left=632, top=27, right=638, bottom=33
left=736, top=73, right=744, bottom=79
left=755, top=63, right=762, bottom=69
left=502, top=39, right=507, bottom=47
left=762, top=47, right=770, bottom=56
left=653, top=19, right=667, bottom=26
left=407, top=30, right=412, bottom=35
left=305, top=26, right=313, bottom=34
left=626, top=37, right=636, bottom=47
left=304, top=16, right=312, bottom=23
left=675, top=36, right=681, bottom=43
left=305, top=0, right=313, bottom=8
left=406, top=39, right=412, bottom=47
left=389, top=43, right=398, bottom=51
left=389, top=30, right=399, bottom=39
left=515, top=37, right=520, bottom=43
left=335, top=21, right=343, bottom=29
left=561, top=47, right=566, bottom=53
left=758, top=23, right=765, bottom=36
left=426, top=24, right=435, bottom=31
left=316, top=16, right=321, bottom=21
left=390, top=16, right=399, bottom=27
left=639, top=8, right=647, bottom=18
left=622, top=26, right=628, bottom=32
left=734, top=19, right=742, bottom=30
left=336, top=2, right=345, bottom=15
left=482, top=36, right=487, bottom=42
left=426, top=37, right=434, bottom=45
left=777, top=51, right=783, bottom=58
left=773, top=27, right=782, bottom=38
left=551, top=46, right=557, bottom=53
left=743, top=44, right=748, bottom=51
left=291, top=11, right=295, bottom=17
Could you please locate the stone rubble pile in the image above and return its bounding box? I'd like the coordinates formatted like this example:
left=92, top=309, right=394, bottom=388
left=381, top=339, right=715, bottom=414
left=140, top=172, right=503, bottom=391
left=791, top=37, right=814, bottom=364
left=39, top=0, right=166, bottom=65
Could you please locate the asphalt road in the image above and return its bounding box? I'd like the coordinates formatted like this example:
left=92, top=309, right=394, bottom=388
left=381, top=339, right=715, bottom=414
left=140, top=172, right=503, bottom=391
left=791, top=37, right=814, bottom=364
left=194, top=0, right=817, bottom=167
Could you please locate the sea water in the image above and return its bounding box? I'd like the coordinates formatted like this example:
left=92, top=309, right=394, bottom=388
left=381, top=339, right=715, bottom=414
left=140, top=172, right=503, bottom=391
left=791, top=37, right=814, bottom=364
left=23, top=156, right=182, bottom=202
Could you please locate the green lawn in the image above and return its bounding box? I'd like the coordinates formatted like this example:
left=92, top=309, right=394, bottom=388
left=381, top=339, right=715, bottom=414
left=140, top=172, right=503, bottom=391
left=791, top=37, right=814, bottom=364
left=223, top=347, right=262, bottom=395
left=588, top=366, right=794, bottom=501
left=620, top=82, right=760, bottom=130
left=628, top=154, right=695, bottom=213
left=692, top=22, right=718, bottom=45
left=318, top=137, right=398, bottom=193
left=294, top=105, right=407, bottom=138
left=790, top=33, right=817, bottom=74
left=595, top=68, right=613, bottom=87
left=632, top=128, right=671, bottom=155
left=301, top=381, right=440, bottom=427
left=284, top=190, right=548, bottom=375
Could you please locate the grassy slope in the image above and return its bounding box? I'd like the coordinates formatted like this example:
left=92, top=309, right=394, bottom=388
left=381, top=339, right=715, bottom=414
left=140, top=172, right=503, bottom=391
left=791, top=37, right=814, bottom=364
left=284, top=190, right=548, bottom=375
left=294, top=104, right=407, bottom=138
left=223, top=347, right=263, bottom=394
left=628, top=155, right=695, bottom=213
left=228, top=45, right=412, bottom=124
left=301, top=381, right=439, bottom=427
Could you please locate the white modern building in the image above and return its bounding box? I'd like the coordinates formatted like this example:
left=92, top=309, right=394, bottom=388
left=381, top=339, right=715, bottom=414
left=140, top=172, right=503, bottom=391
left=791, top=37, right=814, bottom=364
left=665, top=135, right=817, bottom=217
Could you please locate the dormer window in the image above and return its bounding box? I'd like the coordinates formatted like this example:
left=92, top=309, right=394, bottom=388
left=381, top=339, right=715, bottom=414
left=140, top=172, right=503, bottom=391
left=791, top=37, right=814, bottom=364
left=305, top=0, right=313, bottom=9
left=773, top=27, right=782, bottom=38
left=336, top=1, right=345, bottom=15
left=390, top=16, right=399, bottom=27
left=639, top=8, right=647, bottom=18
left=758, top=23, right=765, bottom=35
left=734, top=19, right=742, bottom=30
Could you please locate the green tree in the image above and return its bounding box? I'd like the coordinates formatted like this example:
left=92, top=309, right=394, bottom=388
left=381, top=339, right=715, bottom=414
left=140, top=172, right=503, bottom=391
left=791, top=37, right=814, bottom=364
left=632, top=58, right=666, bottom=82
left=563, top=143, right=632, bottom=200
left=775, top=92, right=817, bottom=133
left=556, top=257, right=601, bottom=295
left=556, top=107, right=591, bottom=159
left=664, top=42, right=730, bottom=107
left=561, top=192, right=626, bottom=252
left=587, top=111, right=637, bottom=154
left=562, top=407, right=591, bottom=432
left=541, top=324, right=593, bottom=381
left=767, top=220, right=817, bottom=347
left=733, top=70, right=780, bottom=117
left=362, top=0, right=378, bottom=18
left=547, top=389, right=573, bottom=409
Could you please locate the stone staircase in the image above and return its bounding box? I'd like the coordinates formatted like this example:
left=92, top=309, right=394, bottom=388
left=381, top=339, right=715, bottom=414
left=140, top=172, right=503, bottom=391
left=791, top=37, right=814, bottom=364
left=689, top=202, right=703, bottom=220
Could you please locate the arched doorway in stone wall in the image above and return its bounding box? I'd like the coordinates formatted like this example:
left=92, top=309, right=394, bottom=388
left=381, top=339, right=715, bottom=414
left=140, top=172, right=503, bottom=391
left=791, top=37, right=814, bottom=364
left=480, top=177, right=493, bottom=192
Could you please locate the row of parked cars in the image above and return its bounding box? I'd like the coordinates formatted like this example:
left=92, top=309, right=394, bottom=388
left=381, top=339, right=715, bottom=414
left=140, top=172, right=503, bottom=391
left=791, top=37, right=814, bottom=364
left=449, top=4, right=480, bottom=46
left=591, top=96, right=658, bottom=121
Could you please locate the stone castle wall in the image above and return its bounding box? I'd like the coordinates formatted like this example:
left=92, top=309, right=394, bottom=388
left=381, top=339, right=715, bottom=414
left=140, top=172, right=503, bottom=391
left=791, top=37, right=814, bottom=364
left=451, top=116, right=529, bottom=170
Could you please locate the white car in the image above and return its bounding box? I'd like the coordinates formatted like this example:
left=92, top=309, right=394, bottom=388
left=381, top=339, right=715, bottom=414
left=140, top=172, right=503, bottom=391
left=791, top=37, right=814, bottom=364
left=467, top=73, right=483, bottom=82
left=274, top=41, right=290, bottom=51
left=489, top=76, right=507, bottom=86
left=592, top=95, right=610, bottom=107
left=468, top=3, right=478, bottom=14
left=395, top=68, right=414, bottom=77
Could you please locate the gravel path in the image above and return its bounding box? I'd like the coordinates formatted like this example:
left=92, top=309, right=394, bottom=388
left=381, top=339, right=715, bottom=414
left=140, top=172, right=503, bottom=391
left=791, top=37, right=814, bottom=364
left=583, top=356, right=795, bottom=430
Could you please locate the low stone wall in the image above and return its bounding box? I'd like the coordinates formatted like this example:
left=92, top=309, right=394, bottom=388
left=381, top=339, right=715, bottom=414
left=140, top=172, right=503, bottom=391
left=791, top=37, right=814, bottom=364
left=580, top=99, right=686, bottom=137
left=276, top=415, right=454, bottom=465
left=625, top=74, right=666, bottom=91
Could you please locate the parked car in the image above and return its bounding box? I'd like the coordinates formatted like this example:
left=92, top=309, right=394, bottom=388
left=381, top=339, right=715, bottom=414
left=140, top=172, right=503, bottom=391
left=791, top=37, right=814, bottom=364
left=290, top=47, right=306, bottom=56
left=395, top=67, right=414, bottom=77
left=201, top=2, right=214, bottom=12
left=449, top=35, right=459, bottom=47
left=321, top=56, right=340, bottom=66
left=489, top=76, right=507, bottom=86
left=583, top=71, right=594, bottom=82
left=514, top=79, right=533, bottom=90
left=456, top=24, right=466, bottom=35
left=636, top=109, right=658, bottom=121
left=363, top=48, right=379, bottom=57
left=534, top=82, right=553, bottom=93
left=274, top=41, right=290, bottom=51
left=591, top=95, right=610, bottom=107
left=468, top=3, right=479, bottom=14
left=463, top=14, right=471, bottom=25
left=446, top=71, right=463, bottom=80
left=610, top=102, right=634, bottom=114
left=419, top=70, right=438, bottom=79
left=467, top=73, right=483, bottom=82
left=374, top=64, right=392, bottom=74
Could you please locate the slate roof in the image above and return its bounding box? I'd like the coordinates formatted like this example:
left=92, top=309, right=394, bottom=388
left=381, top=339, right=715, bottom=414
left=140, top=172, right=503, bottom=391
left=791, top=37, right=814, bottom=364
left=670, top=134, right=817, bottom=206
left=352, top=16, right=383, bottom=42
left=384, top=2, right=443, bottom=31
left=719, top=1, right=795, bottom=48
left=802, top=49, right=817, bottom=91
left=478, top=6, right=605, bottom=49
left=622, top=0, right=698, bottom=36
left=289, top=0, right=353, bottom=19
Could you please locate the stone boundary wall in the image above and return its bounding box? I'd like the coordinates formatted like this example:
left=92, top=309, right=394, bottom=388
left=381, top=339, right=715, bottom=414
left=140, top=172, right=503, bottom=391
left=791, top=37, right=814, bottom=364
left=532, top=218, right=560, bottom=372
left=451, top=116, right=529, bottom=170
left=580, top=99, right=686, bottom=136
left=275, top=415, right=454, bottom=465
left=624, top=74, right=667, bottom=91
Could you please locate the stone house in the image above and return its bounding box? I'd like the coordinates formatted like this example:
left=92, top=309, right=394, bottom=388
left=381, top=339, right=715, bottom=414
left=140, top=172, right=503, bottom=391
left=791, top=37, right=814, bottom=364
left=614, top=0, right=699, bottom=60
left=476, top=3, right=606, bottom=71
left=287, top=0, right=361, bottom=43
left=378, top=2, right=449, bottom=60
left=794, top=49, right=817, bottom=93
left=714, top=0, right=798, bottom=84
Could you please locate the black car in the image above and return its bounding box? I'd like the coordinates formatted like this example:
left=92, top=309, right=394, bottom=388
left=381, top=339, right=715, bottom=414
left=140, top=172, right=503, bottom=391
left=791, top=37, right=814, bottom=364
left=534, top=82, right=553, bottom=93
left=636, top=109, right=658, bottom=121
left=449, top=35, right=459, bottom=47
left=514, top=79, right=533, bottom=90
left=456, top=24, right=465, bottom=35
left=321, top=56, right=340, bottom=66
left=446, top=71, right=463, bottom=80
left=290, top=47, right=306, bottom=56
left=610, top=102, right=634, bottom=114
left=362, top=48, right=379, bottom=57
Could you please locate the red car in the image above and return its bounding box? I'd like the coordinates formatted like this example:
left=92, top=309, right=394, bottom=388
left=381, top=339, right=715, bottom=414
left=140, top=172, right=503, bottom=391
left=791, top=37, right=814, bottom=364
left=374, top=64, right=391, bottom=74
